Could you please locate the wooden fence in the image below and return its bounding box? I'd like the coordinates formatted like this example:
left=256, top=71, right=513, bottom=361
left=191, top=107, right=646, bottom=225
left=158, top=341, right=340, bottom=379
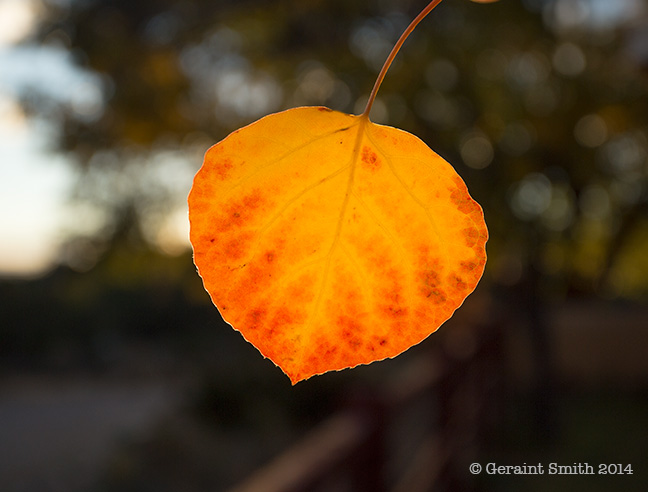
left=229, top=321, right=504, bottom=492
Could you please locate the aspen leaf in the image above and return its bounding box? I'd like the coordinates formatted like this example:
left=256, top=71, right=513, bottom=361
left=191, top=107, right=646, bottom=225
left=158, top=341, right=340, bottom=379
left=188, top=0, right=489, bottom=383
left=189, top=107, right=487, bottom=383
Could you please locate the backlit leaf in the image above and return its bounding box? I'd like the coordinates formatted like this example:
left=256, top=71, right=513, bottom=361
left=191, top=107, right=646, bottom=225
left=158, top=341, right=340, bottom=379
left=189, top=107, right=487, bottom=383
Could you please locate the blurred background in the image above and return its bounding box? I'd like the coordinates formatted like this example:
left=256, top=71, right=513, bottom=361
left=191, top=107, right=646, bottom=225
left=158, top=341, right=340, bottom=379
left=1, top=0, right=647, bottom=490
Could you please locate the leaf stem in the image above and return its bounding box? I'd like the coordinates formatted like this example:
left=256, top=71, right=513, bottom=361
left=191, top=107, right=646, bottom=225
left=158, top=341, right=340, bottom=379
left=362, top=0, right=445, bottom=118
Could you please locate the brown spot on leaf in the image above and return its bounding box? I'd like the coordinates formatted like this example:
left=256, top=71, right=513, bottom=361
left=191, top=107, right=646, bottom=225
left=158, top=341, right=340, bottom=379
left=449, top=273, right=468, bottom=292
left=217, top=188, right=265, bottom=232
left=460, top=258, right=486, bottom=283
left=361, top=145, right=381, bottom=171
left=461, top=260, right=477, bottom=272
left=381, top=278, right=408, bottom=319
left=246, top=306, right=268, bottom=330
left=340, top=326, right=363, bottom=350
left=462, top=227, right=479, bottom=247
left=267, top=306, right=298, bottom=339
left=203, top=144, right=237, bottom=181
left=416, top=252, right=446, bottom=301
left=223, top=232, right=254, bottom=260
left=318, top=337, right=338, bottom=357
left=214, top=158, right=234, bottom=180
left=450, top=184, right=480, bottom=215
left=336, top=313, right=364, bottom=333
left=427, top=288, right=447, bottom=304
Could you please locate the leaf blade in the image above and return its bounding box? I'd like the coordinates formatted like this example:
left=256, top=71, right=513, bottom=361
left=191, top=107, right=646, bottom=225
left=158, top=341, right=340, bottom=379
left=189, top=106, right=487, bottom=383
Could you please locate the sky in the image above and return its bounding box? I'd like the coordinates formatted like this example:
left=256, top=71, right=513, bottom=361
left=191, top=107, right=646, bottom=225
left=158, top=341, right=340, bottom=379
left=0, top=0, right=68, bottom=277
left=0, top=0, right=643, bottom=278
left=0, top=101, right=72, bottom=276
left=0, top=0, right=104, bottom=277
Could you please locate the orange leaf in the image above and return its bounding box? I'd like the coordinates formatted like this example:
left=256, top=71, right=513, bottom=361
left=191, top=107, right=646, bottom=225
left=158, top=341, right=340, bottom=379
left=189, top=107, right=487, bottom=383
